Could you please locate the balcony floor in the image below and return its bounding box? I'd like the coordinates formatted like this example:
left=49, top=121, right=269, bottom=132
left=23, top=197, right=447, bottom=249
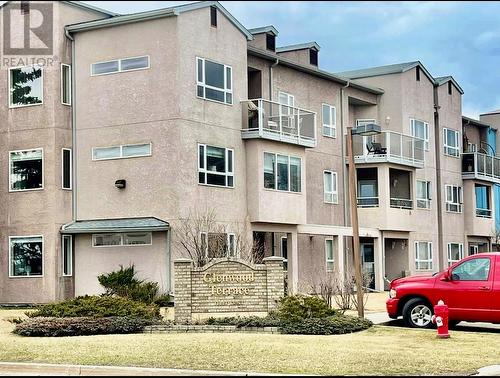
left=353, top=154, right=424, bottom=169
left=242, top=129, right=316, bottom=148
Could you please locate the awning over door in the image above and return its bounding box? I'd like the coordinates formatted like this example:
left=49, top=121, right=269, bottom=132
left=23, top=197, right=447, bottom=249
left=61, top=217, right=170, bottom=234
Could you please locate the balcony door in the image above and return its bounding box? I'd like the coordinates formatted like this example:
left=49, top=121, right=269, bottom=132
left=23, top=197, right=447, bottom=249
left=355, top=119, right=376, bottom=157
left=278, top=92, right=296, bottom=133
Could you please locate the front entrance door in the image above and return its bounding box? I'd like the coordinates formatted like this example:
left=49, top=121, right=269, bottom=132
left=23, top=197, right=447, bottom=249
left=361, top=243, right=375, bottom=290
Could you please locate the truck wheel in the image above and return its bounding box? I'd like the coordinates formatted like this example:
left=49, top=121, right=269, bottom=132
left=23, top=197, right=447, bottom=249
left=402, top=298, right=433, bottom=328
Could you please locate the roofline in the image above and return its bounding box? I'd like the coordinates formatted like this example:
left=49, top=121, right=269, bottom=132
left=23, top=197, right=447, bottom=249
left=62, top=1, right=119, bottom=17
left=462, top=115, right=492, bottom=129
left=248, top=25, right=279, bottom=36
left=248, top=46, right=384, bottom=95
left=61, top=216, right=170, bottom=234
left=480, top=110, right=500, bottom=117
left=338, top=61, right=435, bottom=84
left=435, top=76, right=464, bottom=95
left=276, top=42, right=321, bottom=52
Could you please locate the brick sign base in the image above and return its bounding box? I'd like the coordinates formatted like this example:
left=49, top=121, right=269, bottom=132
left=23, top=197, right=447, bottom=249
left=174, top=257, right=285, bottom=323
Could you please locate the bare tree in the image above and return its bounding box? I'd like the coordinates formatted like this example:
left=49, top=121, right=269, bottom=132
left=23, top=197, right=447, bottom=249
left=490, top=226, right=500, bottom=252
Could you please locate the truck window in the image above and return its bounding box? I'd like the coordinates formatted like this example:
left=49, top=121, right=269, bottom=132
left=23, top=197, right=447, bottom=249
left=451, top=258, right=490, bottom=281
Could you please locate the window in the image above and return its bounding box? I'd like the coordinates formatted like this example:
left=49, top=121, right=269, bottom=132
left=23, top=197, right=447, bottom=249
left=278, top=92, right=295, bottom=128
left=448, top=81, right=452, bottom=95
left=447, top=243, right=464, bottom=266
left=415, top=241, right=432, bottom=270
left=451, top=258, right=491, bottom=281
left=91, top=56, right=149, bottom=76
left=92, top=143, right=151, bottom=160
left=201, top=232, right=236, bottom=258
left=62, top=148, right=72, bottom=190
left=467, top=142, right=477, bottom=153
left=263, top=152, right=301, bottom=193
left=469, top=245, right=478, bottom=255
left=62, top=235, right=73, bottom=276
left=445, top=185, right=462, bottom=213
left=416, top=66, right=420, bottom=81
left=10, top=149, right=43, bottom=191
left=416, top=180, right=431, bottom=209
left=310, top=49, right=318, bottom=66
left=324, top=171, right=338, bottom=204
left=322, top=104, right=336, bottom=138
left=9, top=236, right=43, bottom=277
left=92, top=233, right=152, bottom=247
left=475, top=184, right=491, bottom=218
left=410, top=119, right=429, bottom=150
left=9, top=65, right=43, bottom=107
left=266, top=33, right=276, bottom=51
left=61, top=64, right=71, bottom=105
left=280, top=237, right=288, bottom=270
left=196, top=57, right=232, bottom=104
left=210, top=5, right=217, bottom=27
left=443, top=128, right=460, bottom=157
left=325, top=239, right=334, bottom=272
left=198, top=144, right=234, bottom=188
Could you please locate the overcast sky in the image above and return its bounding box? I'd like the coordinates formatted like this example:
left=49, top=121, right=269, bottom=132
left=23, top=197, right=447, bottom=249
left=82, top=1, right=500, bottom=118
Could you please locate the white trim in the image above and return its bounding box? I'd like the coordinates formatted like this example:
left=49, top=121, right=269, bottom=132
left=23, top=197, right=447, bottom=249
left=416, top=180, right=431, bottom=209
left=8, top=65, right=44, bottom=109
left=322, top=103, right=337, bottom=138
left=323, top=170, right=338, bottom=204
left=9, top=148, right=44, bottom=192
left=9, top=235, right=44, bottom=278
left=415, top=241, right=433, bottom=271
left=62, top=235, right=73, bottom=277
left=325, top=238, right=334, bottom=272
left=263, top=151, right=302, bottom=193
left=447, top=243, right=464, bottom=267
left=61, top=64, right=72, bottom=106
left=410, top=118, right=429, bottom=151
left=196, top=57, right=233, bottom=105
left=443, top=127, right=460, bottom=158
left=92, top=142, right=152, bottom=161
left=198, top=143, right=235, bottom=188
left=92, top=232, right=153, bottom=247
left=90, top=55, right=150, bottom=77
left=62, top=148, right=72, bottom=190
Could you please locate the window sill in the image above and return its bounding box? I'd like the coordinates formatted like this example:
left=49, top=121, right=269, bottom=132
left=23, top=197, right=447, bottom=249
left=198, top=183, right=234, bottom=190
left=322, top=134, right=337, bottom=139
left=263, top=188, right=302, bottom=195
left=9, top=188, right=44, bottom=193
left=324, top=201, right=339, bottom=205
left=196, top=94, right=233, bottom=107
left=92, top=154, right=152, bottom=162
left=9, top=102, right=43, bottom=109
left=9, top=275, right=44, bottom=279
left=443, top=153, right=460, bottom=159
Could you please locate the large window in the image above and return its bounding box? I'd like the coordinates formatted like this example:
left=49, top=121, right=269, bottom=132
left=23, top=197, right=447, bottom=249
left=263, top=152, right=301, bottom=192
left=410, top=119, right=429, bottom=150
left=91, top=56, right=149, bottom=76
left=451, top=258, right=491, bottom=281
left=92, top=143, right=151, bottom=161
left=198, top=144, right=234, bottom=188
left=280, top=236, right=288, bottom=271
left=443, top=128, right=460, bottom=157
left=322, top=104, right=336, bottom=138
left=445, top=185, right=463, bottom=213
left=92, top=233, right=152, bottom=247
left=61, top=64, right=71, bottom=105
left=415, top=241, right=433, bottom=270
left=475, top=184, right=491, bottom=218
left=9, top=236, right=43, bottom=277
left=447, top=243, right=464, bottom=266
left=201, top=232, right=236, bottom=258
left=325, top=239, right=334, bottom=272
left=62, top=148, right=72, bottom=190
left=10, top=149, right=43, bottom=191
left=196, top=57, right=232, bottom=104
left=62, top=235, right=73, bottom=277
left=416, top=180, right=431, bottom=209
left=324, top=170, right=338, bottom=204
left=9, top=65, right=43, bottom=108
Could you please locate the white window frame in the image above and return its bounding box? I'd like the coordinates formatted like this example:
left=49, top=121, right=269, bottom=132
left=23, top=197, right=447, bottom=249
left=447, top=243, right=464, bottom=267
left=61, top=63, right=71, bottom=106
left=9, top=235, right=44, bottom=278
left=263, top=152, right=302, bottom=193
left=92, top=232, right=153, bottom=248
left=9, top=65, right=44, bottom=109
left=62, top=148, right=72, bottom=190
left=443, top=127, right=460, bottom=157
left=62, top=235, right=73, bottom=277
left=445, top=184, right=463, bottom=213
left=325, top=238, right=335, bottom=272
left=416, top=180, right=431, bottom=209
left=9, top=148, right=44, bottom=192
left=90, top=55, right=150, bottom=76
left=196, top=57, right=233, bottom=105
left=469, top=245, right=479, bottom=255
left=200, top=232, right=236, bottom=258
left=323, top=170, right=338, bottom=204
left=322, top=103, right=336, bottom=138
left=415, top=241, right=433, bottom=271
left=92, top=143, right=152, bottom=161
left=198, top=144, right=234, bottom=188
left=410, top=119, right=429, bottom=151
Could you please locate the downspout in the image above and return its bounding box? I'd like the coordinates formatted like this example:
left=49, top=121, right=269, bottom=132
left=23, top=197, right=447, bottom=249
left=340, top=80, right=350, bottom=274
left=269, top=58, right=279, bottom=101
left=433, top=90, right=444, bottom=270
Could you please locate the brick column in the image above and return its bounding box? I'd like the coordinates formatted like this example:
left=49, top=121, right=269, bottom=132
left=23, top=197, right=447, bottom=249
left=263, top=256, right=285, bottom=312
left=174, top=258, right=193, bottom=323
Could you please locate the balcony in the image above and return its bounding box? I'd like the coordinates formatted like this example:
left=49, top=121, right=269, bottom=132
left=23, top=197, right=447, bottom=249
left=352, top=131, right=425, bottom=169
left=241, top=99, right=316, bottom=148
left=390, top=198, right=413, bottom=210
left=462, top=152, right=500, bottom=184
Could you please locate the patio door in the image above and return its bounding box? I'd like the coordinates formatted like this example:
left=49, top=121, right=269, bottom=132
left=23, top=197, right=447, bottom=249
left=361, top=243, right=375, bottom=290
left=279, top=92, right=295, bottom=132
left=356, top=119, right=376, bottom=156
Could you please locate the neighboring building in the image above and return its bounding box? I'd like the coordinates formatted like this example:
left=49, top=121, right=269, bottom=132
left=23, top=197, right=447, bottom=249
left=0, top=0, right=496, bottom=304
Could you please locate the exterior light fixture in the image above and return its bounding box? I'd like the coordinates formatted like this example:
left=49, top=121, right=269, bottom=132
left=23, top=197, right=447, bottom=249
left=115, top=179, right=126, bottom=189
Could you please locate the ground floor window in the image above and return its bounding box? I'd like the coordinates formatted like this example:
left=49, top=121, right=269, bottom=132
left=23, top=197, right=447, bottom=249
left=62, top=235, right=73, bottom=276
left=201, top=232, right=236, bottom=258
left=325, top=239, right=334, bottom=272
left=469, top=245, right=479, bottom=255
left=415, top=241, right=432, bottom=270
left=92, top=232, right=152, bottom=247
left=10, top=236, right=43, bottom=277
left=280, top=236, right=288, bottom=271
left=447, top=243, right=464, bottom=266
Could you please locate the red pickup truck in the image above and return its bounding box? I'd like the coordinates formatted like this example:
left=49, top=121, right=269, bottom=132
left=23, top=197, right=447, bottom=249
left=386, top=252, right=500, bottom=328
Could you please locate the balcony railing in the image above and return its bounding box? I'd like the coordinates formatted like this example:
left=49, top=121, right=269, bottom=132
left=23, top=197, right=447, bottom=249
left=357, top=197, right=379, bottom=208
left=241, top=99, right=316, bottom=148
left=352, top=131, right=425, bottom=169
left=390, top=198, right=413, bottom=209
left=476, top=208, right=492, bottom=218
left=462, top=152, right=500, bottom=184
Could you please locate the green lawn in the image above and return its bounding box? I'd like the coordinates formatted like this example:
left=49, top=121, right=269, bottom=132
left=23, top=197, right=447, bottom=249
left=0, top=309, right=498, bottom=376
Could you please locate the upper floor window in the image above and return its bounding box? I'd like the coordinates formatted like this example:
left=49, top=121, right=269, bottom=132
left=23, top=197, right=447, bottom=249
left=325, top=239, right=334, bottom=272
left=416, top=180, right=431, bottom=209
left=61, top=64, right=71, bottom=105
left=210, top=5, right=217, bottom=27
left=447, top=243, right=463, bottom=267
left=322, top=104, right=336, bottom=138
left=410, top=119, right=429, bottom=150
left=62, top=148, right=72, bottom=190
left=448, top=81, right=452, bottom=95
left=415, top=241, right=432, bottom=270
left=264, top=152, right=301, bottom=193
left=310, top=49, right=318, bottom=66
left=91, top=56, right=149, bottom=76
left=10, top=148, right=43, bottom=192
left=324, top=170, right=338, bottom=204
left=10, top=236, right=43, bottom=277
left=196, top=57, right=232, bottom=105
left=266, top=33, right=276, bottom=52
left=467, top=142, right=477, bottom=153
left=198, top=144, right=234, bottom=188
left=475, top=184, right=491, bottom=218
left=9, top=65, right=43, bottom=108
left=416, top=66, right=420, bottom=81
left=93, top=232, right=152, bottom=247
left=445, top=185, right=462, bottom=213
left=92, top=143, right=151, bottom=161
left=443, top=128, right=460, bottom=157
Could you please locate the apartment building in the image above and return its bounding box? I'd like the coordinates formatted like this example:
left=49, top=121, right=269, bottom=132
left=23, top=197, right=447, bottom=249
left=0, top=0, right=495, bottom=304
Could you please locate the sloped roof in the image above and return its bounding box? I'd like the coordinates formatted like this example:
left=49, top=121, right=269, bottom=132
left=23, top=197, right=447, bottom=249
left=276, top=42, right=321, bottom=53
left=61, top=217, right=170, bottom=234
left=462, top=115, right=491, bottom=129
left=0, top=1, right=119, bottom=17
left=337, top=61, right=434, bottom=83
left=480, top=109, right=500, bottom=116
left=434, top=76, right=464, bottom=94
left=248, top=25, right=279, bottom=36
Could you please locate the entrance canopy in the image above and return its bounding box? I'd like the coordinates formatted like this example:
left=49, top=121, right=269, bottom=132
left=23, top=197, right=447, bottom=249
left=61, top=217, right=170, bottom=234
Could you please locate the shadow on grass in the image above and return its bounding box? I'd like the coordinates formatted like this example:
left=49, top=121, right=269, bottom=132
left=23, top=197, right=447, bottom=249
left=380, top=319, right=500, bottom=334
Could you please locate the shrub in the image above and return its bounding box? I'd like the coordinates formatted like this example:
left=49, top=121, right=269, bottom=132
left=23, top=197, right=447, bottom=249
left=153, top=293, right=173, bottom=307
left=205, top=315, right=280, bottom=328
left=276, top=294, right=336, bottom=322
left=13, top=316, right=154, bottom=337
left=279, top=315, right=372, bottom=335
left=26, top=296, right=160, bottom=320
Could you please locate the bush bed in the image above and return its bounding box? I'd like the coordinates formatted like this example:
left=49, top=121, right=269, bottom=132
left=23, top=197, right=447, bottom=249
left=13, top=316, right=154, bottom=337
left=279, top=315, right=372, bottom=335
left=205, top=315, right=281, bottom=328
left=26, top=296, right=160, bottom=320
